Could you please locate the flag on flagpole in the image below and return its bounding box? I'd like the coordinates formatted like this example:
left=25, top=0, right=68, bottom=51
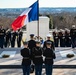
left=29, top=1, right=39, bottom=22
left=12, top=1, right=38, bottom=31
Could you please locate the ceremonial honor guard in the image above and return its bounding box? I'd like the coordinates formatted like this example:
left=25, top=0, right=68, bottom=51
left=53, top=30, right=59, bottom=47
left=65, top=29, right=71, bottom=47
left=5, top=29, right=11, bottom=47
left=43, top=41, right=56, bottom=75
left=43, top=34, right=55, bottom=51
left=21, top=41, right=31, bottom=75
left=11, top=30, right=17, bottom=47
left=28, top=34, right=36, bottom=50
left=32, top=41, right=43, bottom=75
left=28, top=34, right=36, bottom=73
left=17, top=29, right=23, bottom=47
left=0, top=26, right=5, bottom=48
left=59, top=30, right=65, bottom=47
left=70, top=25, right=76, bottom=49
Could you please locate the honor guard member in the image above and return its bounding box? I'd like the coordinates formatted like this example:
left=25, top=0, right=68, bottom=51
left=53, top=30, right=59, bottom=47
left=11, top=30, right=17, bottom=47
left=32, top=41, right=43, bottom=75
left=5, top=29, right=11, bottom=48
left=53, top=30, right=55, bottom=39
left=0, top=26, right=5, bottom=48
left=28, top=34, right=36, bottom=73
left=43, top=34, right=55, bottom=51
left=43, top=41, right=56, bottom=75
left=59, top=29, right=65, bottom=47
left=17, top=29, right=23, bottom=47
left=28, top=34, right=36, bottom=50
left=65, top=29, right=71, bottom=47
left=21, top=41, right=31, bottom=75
left=70, top=25, right=76, bottom=49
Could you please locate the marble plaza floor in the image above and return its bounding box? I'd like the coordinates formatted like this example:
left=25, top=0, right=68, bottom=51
left=0, top=47, right=76, bottom=75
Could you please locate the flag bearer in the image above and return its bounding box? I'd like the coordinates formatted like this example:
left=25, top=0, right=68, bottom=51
left=32, top=41, right=43, bottom=75
left=17, top=29, right=23, bottom=47
left=43, top=41, right=56, bottom=75
left=11, top=30, right=17, bottom=47
left=21, top=41, right=31, bottom=75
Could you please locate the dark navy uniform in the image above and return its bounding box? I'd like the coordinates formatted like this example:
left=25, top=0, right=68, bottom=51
left=65, top=30, right=71, bottom=47
left=21, top=43, right=31, bottom=75
left=11, top=31, right=17, bottom=47
left=32, top=46, right=43, bottom=75
left=28, top=40, right=36, bottom=50
left=28, top=34, right=36, bottom=56
left=70, top=28, right=76, bottom=48
left=0, top=28, right=5, bottom=48
left=28, top=39, right=36, bottom=59
left=21, top=48, right=31, bottom=66
left=43, top=48, right=56, bottom=64
left=43, top=42, right=56, bottom=75
left=53, top=31, right=59, bottom=47
left=43, top=40, right=55, bottom=51
left=28, top=34, right=36, bottom=73
left=17, top=30, right=23, bottom=47
left=5, top=29, right=11, bottom=47
left=59, top=31, right=65, bottom=47
left=32, top=47, right=43, bottom=65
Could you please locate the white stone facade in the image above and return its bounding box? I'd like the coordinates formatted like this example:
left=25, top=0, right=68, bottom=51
left=25, top=16, right=49, bottom=40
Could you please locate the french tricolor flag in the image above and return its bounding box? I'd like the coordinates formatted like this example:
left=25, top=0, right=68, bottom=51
left=12, top=1, right=38, bottom=31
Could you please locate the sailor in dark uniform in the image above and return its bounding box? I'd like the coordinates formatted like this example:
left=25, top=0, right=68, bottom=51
left=28, top=34, right=36, bottom=73
left=70, top=25, right=76, bottom=49
left=11, top=30, right=17, bottom=47
left=0, top=26, right=5, bottom=48
left=53, top=31, right=55, bottom=41
left=59, top=29, right=65, bottom=47
left=65, top=29, right=71, bottom=47
left=43, top=34, right=55, bottom=51
left=17, top=29, right=23, bottom=47
left=53, top=30, right=59, bottom=47
left=43, top=41, right=56, bottom=75
left=5, top=28, right=11, bottom=48
left=21, top=41, right=31, bottom=75
left=28, top=34, right=36, bottom=50
left=32, top=41, right=43, bottom=75
left=28, top=34, right=36, bottom=59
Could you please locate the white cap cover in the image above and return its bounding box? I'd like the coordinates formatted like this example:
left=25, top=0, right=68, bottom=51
left=72, top=25, right=75, bottom=28
left=47, top=34, right=52, bottom=37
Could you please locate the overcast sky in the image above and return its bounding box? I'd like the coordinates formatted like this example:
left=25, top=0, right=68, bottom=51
left=0, top=0, right=76, bottom=8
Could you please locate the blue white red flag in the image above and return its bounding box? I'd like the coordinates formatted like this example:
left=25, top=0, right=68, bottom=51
left=12, top=1, right=38, bottom=31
